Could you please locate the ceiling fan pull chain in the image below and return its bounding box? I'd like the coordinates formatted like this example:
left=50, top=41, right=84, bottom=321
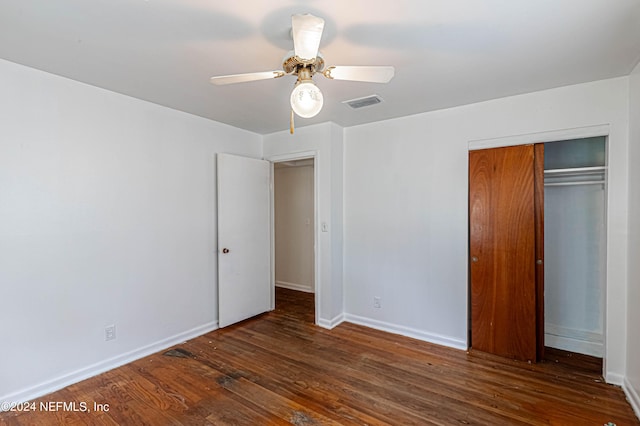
left=290, top=109, right=295, bottom=135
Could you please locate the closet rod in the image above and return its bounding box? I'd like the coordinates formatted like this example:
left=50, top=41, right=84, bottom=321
left=544, top=180, right=604, bottom=187
left=544, top=166, right=606, bottom=175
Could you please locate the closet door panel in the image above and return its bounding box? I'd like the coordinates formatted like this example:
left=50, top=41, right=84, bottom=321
left=469, top=145, right=537, bottom=362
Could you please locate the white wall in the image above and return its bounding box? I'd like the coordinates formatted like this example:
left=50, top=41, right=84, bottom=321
left=263, top=123, right=344, bottom=327
left=2, top=52, right=636, bottom=409
left=274, top=163, right=315, bottom=292
left=0, top=59, right=261, bottom=404
left=626, top=60, right=640, bottom=416
left=343, top=77, right=630, bottom=381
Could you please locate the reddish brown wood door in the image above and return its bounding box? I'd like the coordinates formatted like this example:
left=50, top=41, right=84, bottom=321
left=469, top=145, right=538, bottom=362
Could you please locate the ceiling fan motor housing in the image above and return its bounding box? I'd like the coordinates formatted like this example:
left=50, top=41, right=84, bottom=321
left=283, top=53, right=325, bottom=76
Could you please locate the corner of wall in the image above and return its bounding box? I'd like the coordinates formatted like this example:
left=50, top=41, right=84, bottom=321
left=624, top=57, right=640, bottom=422
left=624, top=377, right=640, bottom=421
left=329, top=122, right=345, bottom=320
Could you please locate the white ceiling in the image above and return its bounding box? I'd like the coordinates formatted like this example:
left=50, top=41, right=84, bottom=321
left=2, top=1, right=639, bottom=135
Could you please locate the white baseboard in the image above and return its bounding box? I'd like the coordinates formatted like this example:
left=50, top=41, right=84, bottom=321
left=545, top=334, right=603, bottom=357
left=545, top=323, right=603, bottom=357
left=624, top=377, right=640, bottom=421
left=0, top=321, right=218, bottom=409
left=275, top=280, right=314, bottom=293
left=606, top=372, right=625, bottom=386
left=317, top=313, right=345, bottom=330
left=343, top=314, right=467, bottom=350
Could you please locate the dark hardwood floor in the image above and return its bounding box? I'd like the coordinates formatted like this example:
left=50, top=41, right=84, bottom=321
left=2, top=288, right=637, bottom=425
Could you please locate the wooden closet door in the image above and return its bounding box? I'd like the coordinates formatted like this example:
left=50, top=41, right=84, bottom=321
left=469, top=145, right=537, bottom=362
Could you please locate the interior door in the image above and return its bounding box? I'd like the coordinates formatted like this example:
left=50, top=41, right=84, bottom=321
left=469, top=144, right=538, bottom=362
left=217, top=153, right=271, bottom=328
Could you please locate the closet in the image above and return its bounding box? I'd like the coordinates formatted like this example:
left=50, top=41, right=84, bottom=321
left=469, top=137, right=606, bottom=362
left=543, top=137, right=606, bottom=357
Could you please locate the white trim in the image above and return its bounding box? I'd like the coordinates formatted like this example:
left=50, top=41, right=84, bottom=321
left=545, top=335, right=603, bottom=358
left=344, top=314, right=467, bottom=350
left=606, top=372, right=625, bottom=386
left=276, top=280, right=314, bottom=293
left=545, top=323, right=603, bottom=357
left=0, top=321, right=218, bottom=408
left=269, top=161, right=276, bottom=312
left=624, top=377, right=640, bottom=420
left=266, top=150, right=319, bottom=163
left=545, top=323, right=603, bottom=343
left=267, top=150, right=321, bottom=326
left=468, top=124, right=610, bottom=150
left=317, top=313, right=345, bottom=330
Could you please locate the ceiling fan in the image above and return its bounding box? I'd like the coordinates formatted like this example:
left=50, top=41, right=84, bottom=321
left=210, top=13, right=395, bottom=125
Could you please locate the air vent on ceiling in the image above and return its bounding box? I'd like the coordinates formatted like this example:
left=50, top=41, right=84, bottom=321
left=343, top=94, right=383, bottom=109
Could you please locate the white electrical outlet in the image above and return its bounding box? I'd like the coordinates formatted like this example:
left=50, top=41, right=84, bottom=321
left=105, top=325, right=116, bottom=341
left=373, top=297, right=381, bottom=309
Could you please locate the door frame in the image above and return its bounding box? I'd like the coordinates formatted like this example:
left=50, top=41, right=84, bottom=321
left=266, top=150, right=319, bottom=325
left=468, top=124, right=609, bottom=373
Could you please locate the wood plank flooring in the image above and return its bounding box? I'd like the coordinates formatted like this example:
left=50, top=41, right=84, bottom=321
left=2, top=288, right=637, bottom=425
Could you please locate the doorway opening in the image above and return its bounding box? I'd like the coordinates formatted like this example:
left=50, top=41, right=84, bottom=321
left=273, top=158, right=316, bottom=323
left=543, top=136, right=607, bottom=372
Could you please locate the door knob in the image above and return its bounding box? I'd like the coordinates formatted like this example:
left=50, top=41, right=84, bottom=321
left=471, top=256, right=479, bottom=263
left=222, top=248, right=230, bottom=254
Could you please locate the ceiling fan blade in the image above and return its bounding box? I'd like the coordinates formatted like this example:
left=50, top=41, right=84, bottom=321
left=210, top=71, right=285, bottom=85
left=291, top=13, right=325, bottom=61
left=323, top=66, right=395, bottom=83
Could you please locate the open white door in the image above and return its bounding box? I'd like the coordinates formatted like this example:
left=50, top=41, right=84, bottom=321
left=217, top=153, right=271, bottom=328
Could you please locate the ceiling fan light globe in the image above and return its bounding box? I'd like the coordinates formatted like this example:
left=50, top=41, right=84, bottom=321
left=290, top=81, right=323, bottom=118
